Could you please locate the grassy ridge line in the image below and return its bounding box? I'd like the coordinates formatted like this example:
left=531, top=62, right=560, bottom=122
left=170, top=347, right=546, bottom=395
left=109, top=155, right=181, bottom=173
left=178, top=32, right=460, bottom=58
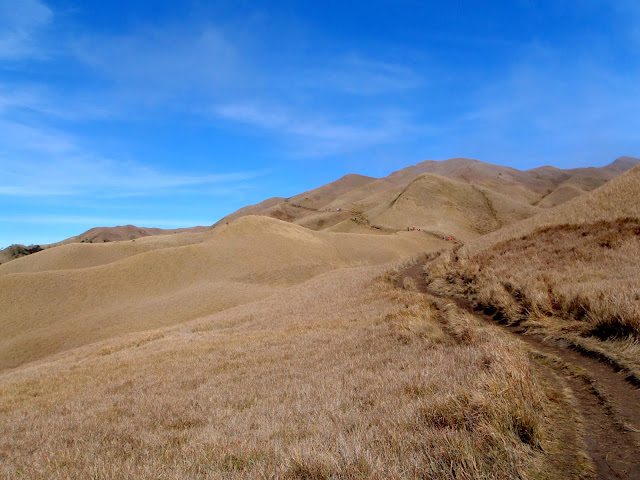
left=419, top=166, right=640, bottom=378
left=465, top=164, right=640, bottom=254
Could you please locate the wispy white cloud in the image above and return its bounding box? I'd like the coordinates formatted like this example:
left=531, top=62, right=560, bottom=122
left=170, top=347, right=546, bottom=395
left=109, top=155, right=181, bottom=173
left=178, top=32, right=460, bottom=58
left=0, top=154, right=267, bottom=197
left=0, top=0, right=52, bottom=59
left=0, top=119, right=267, bottom=197
left=0, top=119, right=76, bottom=156
left=445, top=42, right=640, bottom=166
left=73, top=24, right=242, bottom=102
left=0, top=214, right=210, bottom=228
left=299, top=56, right=423, bottom=95
left=213, top=102, right=415, bottom=157
left=0, top=84, right=115, bottom=120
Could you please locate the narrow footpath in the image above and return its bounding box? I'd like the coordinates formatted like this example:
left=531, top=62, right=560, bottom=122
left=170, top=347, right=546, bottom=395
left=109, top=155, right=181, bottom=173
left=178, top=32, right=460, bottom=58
left=400, top=263, right=640, bottom=480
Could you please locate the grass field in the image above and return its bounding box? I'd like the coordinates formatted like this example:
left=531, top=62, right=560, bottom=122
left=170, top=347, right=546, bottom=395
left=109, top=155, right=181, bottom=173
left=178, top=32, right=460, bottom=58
left=0, top=216, right=443, bottom=370
left=0, top=263, right=586, bottom=479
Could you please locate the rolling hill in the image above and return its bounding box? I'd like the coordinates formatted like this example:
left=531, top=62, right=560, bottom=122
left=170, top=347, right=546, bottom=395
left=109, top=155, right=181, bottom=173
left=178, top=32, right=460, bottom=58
left=0, top=215, right=444, bottom=370
left=3, top=156, right=636, bottom=269
left=424, top=164, right=640, bottom=376
left=214, top=156, right=640, bottom=239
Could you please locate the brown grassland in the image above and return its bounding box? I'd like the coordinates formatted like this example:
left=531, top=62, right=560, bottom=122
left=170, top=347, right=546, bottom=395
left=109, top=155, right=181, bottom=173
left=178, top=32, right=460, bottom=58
left=0, top=216, right=441, bottom=370
left=0, top=262, right=588, bottom=479
left=424, top=165, right=640, bottom=379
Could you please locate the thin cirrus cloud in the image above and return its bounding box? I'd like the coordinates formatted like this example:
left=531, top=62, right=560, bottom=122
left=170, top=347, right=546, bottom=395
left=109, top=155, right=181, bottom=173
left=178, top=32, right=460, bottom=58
left=1, top=2, right=428, bottom=159
left=0, top=119, right=77, bottom=157
left=299, top=56, right=424, bottom=95
left=0, top=153, right=267, bottom=197
left=0, top=214, right=211, bottom=228
left=0, top=84, right=116, bottom=121
left=0, top=0, right=52, bottom=59
left=73, top=24, right=242, bottom=99
left=213, top=103, right=415, bottom=157
left=0, top=119, right=267, bottom=197
left=446, top=42, right=640, bottom=167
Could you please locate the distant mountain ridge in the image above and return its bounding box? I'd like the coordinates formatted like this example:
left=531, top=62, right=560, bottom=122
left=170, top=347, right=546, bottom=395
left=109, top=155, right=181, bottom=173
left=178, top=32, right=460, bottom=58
left=0, top=224, right=209, bottom=265
left=215, top=155, right=640, bottom=240
left=2, top=156, right=638, bottom=265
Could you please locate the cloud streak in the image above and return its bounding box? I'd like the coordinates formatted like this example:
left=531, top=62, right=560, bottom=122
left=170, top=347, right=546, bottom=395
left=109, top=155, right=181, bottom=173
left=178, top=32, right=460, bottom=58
left=0, top=153, right=267, bottom=197
left=0, top=0, right=52, bottom=60
left=0, top=214, right=211, bottom=228
left=0, top=119, right=267, bottom=197
left=73, top=24, right=242, bottom=103
left=213, top=103, right=416, bottom=157
left=299, top=56, right=424, bottom=95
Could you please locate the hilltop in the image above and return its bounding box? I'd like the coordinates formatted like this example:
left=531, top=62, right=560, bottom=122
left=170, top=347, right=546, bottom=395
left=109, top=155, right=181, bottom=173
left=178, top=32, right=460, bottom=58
left=215, top=156, right=640, bottom=238
left=0, top=225, right=209, bottom=266
left=4, top=156, right=636, bottom=268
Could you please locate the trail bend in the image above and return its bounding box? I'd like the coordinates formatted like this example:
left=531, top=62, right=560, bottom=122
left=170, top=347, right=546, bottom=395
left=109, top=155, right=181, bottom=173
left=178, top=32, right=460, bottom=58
left=399, top=263, right=640, bottom=480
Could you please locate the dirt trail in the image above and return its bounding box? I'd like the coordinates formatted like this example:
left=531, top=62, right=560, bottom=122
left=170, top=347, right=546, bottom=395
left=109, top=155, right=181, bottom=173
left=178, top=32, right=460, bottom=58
left=400, top=263, right=640, bottom=480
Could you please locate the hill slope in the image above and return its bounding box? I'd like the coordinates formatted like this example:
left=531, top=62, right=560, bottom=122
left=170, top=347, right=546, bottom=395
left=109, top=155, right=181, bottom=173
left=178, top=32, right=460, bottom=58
left=215, top=156, right=639, bottom=238
left=425, top=165, right=640, bottom=374
left=1, top=157, right=636, bottom=479
left=0, top=216, right=445, bottom=370
left=0, top=225, right=210, bottom=266
left=4, top=156, right=635, bottom=269
left=362, top=173, right=538, bottom=240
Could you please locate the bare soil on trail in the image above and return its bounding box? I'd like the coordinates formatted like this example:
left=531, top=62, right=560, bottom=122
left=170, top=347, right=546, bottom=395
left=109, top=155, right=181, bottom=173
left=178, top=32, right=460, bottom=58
left=400, top=263, right=640, bottom=480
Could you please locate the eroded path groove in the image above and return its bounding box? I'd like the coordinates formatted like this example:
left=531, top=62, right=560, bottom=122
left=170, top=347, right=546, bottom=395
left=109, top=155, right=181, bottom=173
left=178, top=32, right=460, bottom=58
left=399, top=263, right=640, bottom=480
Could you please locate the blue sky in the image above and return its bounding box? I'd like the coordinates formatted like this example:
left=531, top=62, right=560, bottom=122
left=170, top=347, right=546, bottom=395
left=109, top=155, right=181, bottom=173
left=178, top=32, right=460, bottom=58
left=1, top=0, right=639, bottom=246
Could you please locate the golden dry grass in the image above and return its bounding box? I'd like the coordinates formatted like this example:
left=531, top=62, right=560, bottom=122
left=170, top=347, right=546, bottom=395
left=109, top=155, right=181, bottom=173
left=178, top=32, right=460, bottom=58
left=0, top=263, right=584, bottom=479
left=0, top=216, right=445, bottom=370
left=202, top=157, right=637, bottom=239
left=0, top=229, right=210, bottom=275
left=536, top=183, right=586, bottom=208
left=424, top=165, right=640, bottom=373
left=468, top=164, right=640, bottom=253
left=367, top=173, right=538, bottom=241
left=55, top=224, right=209, bottom=245
left=288, top=174, right=376, bottom=210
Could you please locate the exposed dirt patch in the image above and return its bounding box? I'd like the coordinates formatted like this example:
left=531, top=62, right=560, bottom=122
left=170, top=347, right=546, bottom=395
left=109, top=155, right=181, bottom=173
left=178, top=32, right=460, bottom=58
left=400, top=263, right=640, bottom=480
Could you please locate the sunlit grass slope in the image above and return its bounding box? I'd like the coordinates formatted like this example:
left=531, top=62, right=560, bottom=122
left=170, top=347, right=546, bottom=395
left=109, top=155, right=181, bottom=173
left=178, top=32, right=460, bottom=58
left=367, top=173, right=538, bottom=240
left=425, top=165, right=640, bottom=373
left=0, top=216, right=444, bottom=370
left=0, top=264, right=582, bottom=479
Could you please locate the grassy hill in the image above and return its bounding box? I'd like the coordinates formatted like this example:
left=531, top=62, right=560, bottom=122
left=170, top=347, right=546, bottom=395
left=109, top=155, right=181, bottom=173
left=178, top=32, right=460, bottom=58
left=425, top=164, right=640, bottom=375
left=0, top=215, right=444, bottom=370
left=212, top=156, right=639, bottom=239
left=364, top=173, right=538, bottom=240
left=0, top=261, right=579, bottom=479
